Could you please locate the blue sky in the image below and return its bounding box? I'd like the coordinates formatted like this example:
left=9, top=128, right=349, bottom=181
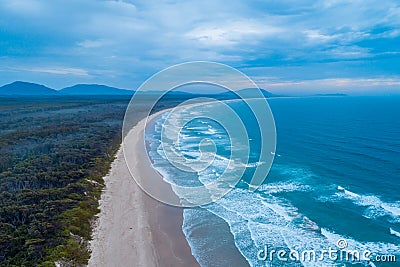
left=0, top=0, right=399, bottom=95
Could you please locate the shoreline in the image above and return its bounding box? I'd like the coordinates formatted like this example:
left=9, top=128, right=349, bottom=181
left=89, top=108, right=199, bottom=266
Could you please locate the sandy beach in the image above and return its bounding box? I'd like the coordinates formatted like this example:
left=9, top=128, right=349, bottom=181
left=89, top=111, right=199, bottom=267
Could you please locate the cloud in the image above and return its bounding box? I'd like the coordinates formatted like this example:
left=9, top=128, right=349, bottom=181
left=77, top=39, right=113, bottom=49
left=186, top=20, right=283, bottom=46
left=256, top=77, right=400, bottom=95
left=267, top=77, right=400, bottom=88
left=6, top=67, right=90, bottom=77
left=1, top=0, right=46, bottom=16
left=29, top=67, right=89, bottom=76
left=0, top=0, right=399, bottom=94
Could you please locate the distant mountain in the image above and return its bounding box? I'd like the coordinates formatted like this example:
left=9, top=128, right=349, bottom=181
left=313, top=93, right=348, bottom=97
left=136, top=90, right=194, bottom=95
left=0, top=82, right=280, bottom=98
left=218, top=88, right=277, bottom=99
left=0, top=81, right=58, bottom=96
left=60, top=84, right=134, bottom=95
left=237, top=88, right=277, bottom=98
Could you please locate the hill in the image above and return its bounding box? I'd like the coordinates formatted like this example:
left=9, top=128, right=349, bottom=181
left=217, top=88, right=277, bottom=99
left=0, top=81, right=58, bottom=96
left=60, top=84, right=134, bottom=95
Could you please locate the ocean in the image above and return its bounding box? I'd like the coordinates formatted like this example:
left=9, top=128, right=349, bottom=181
left=145, top=96, right=400, bottom=267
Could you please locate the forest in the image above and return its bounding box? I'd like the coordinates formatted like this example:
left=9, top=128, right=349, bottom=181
left=0, top=95, right=187, bottom=266
left=0, top=96, right=135, bottom=266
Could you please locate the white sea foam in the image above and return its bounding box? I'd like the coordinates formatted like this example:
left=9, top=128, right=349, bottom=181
left=390, top=228, right=400, bottom=238
left=381, top=203, right=400, bottom=217
left=245, top=161, right=265, bottom=168
left=339, top=187, right=361, bottom=198
left=257, top=181, right=311, bottom=194
left=335, top=186, right=400, bottom=221
left=270, top=151, right=281, bottom=157
left=261, top=201, right=294, bottom=221
left=201, top=189, right=336, bottom=266
left=200, top=186, right=400, bottom=266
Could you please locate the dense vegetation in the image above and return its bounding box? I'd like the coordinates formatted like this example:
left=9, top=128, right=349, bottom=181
left=0, top=94, right=203, bottom=266
left=0, top=96, right=134, bottom=266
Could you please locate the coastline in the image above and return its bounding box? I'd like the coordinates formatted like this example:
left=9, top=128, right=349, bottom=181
left=89, top=108, right=199, bottom=266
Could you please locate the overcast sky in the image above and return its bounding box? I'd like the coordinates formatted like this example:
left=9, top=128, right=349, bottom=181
left=1, top=0, right=399, bottom=95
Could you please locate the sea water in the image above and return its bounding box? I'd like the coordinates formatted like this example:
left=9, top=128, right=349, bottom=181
left=145, top=96, right=400, bottom=267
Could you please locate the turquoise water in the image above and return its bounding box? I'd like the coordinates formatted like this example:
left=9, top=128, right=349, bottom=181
left=146, top=96, right=400, bottom=267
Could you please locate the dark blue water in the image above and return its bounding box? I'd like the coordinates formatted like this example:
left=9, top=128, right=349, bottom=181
left=146, top=96, right=400, bottom=267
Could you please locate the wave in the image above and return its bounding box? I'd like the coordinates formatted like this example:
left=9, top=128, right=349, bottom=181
left=245, top=161, right=265, bottom=168
left=199, top=185, right=400, bottom=266
left=337, top=185, right=360, bottom=198
left=200, top=189, right=336, bottom=266
left=257, top=181, right=311, bottom=194
left=390, top=228, right=400, bottom=238
left=380, top=203, right=400, bottom=217
left=336, top=186, right=400, bottom=221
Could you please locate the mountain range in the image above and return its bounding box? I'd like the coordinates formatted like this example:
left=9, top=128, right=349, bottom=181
left=0, top=81, right=134, bottom=96
left=0, top=81, right=278, bottom=98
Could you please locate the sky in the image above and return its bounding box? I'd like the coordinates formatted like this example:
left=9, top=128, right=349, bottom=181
left=0, top=0, right=400, bottom=95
